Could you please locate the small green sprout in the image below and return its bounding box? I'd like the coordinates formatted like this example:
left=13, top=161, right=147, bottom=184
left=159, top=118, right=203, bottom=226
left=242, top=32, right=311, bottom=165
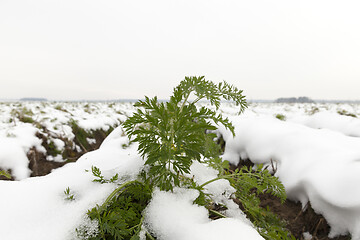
left=64, top=187, right=75, bottom=201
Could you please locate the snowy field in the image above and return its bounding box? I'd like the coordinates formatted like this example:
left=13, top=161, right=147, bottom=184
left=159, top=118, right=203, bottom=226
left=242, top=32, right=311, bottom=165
left=1, top=101, right=360, bottom=239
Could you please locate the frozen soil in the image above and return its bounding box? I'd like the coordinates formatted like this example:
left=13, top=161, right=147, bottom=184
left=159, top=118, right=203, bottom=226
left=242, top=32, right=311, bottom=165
left=232, top=159, right=351, bottom=240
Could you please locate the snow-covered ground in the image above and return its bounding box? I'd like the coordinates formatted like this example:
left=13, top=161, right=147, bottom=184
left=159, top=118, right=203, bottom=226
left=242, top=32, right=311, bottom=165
left=1, top=101, right=360, bottom=239
left=0, top=101, right=131, bottom=179
left=219, top=103, right=360, bottom=239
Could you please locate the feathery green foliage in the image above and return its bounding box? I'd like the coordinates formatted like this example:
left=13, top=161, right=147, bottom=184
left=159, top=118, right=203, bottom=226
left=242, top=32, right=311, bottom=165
left=79, top=76, right=291, bottom=239
left=91, top=166, right=119, bottom=184
left=84, top=182, right=152, bottom=240
left=229, top=165, right=292, bottom=238
left=123, top=76, right=247, bottom=191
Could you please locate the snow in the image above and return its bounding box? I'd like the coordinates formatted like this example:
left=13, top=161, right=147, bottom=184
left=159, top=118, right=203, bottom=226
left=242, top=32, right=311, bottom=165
left=0, top=137, right=31, bottom=179
left=303, top=232, right=312, bottom=240
left=145, top=188, right=263, bottom=240
left=293, top=111, right=360, bottom=137
left=0, top=101, right=129, bottom=168
left=0, top=121, right=45, bottom=179
left=2, top=101, right=360, bottom=239
left=220, top=112, right=360, bottom=239
left=0, top=128, right=143, bottom=240
left=144, top=161, right=262, bottom=239
left=53, top=138, right=65, bottom=150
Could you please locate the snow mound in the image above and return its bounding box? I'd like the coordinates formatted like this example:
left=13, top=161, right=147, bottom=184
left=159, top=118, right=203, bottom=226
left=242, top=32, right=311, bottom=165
left=0, top=127, right=143, bottom=240
left=0, top=125, right=264, bottom=240
left=0, top=137, right=31, bottom=179
left=145, top=188, right=263, bottom=240
left=0, top=123, right=44, bottom=179
left=293, top=111, right=360, bottom=137
left=221, top=115, right=360, bottom=238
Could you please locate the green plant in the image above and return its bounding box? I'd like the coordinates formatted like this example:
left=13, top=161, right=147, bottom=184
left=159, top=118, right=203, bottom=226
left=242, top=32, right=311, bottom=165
left=337, top=109, right=357, bottom=118
left=64, top=187, right=75, bottom=201
left=55, top=104, right=66, bottom=112
left=0, top=170, right=11, bottom=179
left=69, top=120, right=117, bottom=153
left=79, top=76, right=290, bottom=239
left=82, top=181, right=152, bottom=240
left=20, top=115, right=35, bottom=123
left=123, top=76, right=246, bottom=191
left=91, top=166, right=119, bottom=184
left=48, top=140, right=62, bottom=157
left=21, top=107, right=34, bottom=116
left=69, top=119, right=92, bottom=151
left=308, top=106, right=320, bottom=115
left=10, top=107, right=36, bottom=124
left=229, top=165, right=292, bottom=239
left=275, top=113, right=286, bottom=121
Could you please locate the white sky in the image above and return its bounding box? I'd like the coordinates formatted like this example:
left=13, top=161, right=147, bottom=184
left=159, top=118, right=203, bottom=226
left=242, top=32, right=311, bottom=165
left=1, top=0, right=360, bottom=101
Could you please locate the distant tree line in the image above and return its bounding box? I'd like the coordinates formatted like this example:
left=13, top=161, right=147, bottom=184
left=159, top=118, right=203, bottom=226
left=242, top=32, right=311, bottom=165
left=20, top=98, right=48, bottom=102
left=275, top=97, right=314, bottom=103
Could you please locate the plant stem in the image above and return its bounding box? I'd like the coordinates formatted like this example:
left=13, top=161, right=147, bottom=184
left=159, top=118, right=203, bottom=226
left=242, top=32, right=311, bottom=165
left=192, top=96, right=202, bottom=105
left=199, top=171, right=260, bottom=189
left=209, top=209, right=227, bottom=219
left=199, top=175, right=231, bottom=189
left=129, top=215, right=145, bottom=235
left=101, top=180, right=140, bottom=207
left=96, top=208, right=106, bottom=239
left=146, top=231, right=156, bottom=240
left=179, top=89, right=193, bottom=113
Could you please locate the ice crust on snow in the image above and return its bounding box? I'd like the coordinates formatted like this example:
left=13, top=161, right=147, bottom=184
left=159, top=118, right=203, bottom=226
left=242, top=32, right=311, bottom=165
left=220, top=114, right=360, bottom=239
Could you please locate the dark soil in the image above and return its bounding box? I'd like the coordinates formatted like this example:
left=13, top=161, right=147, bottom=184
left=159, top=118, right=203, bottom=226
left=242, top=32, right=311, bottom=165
left=1, top=127, right=114, bottom=179
left=259, top=193, right=350, bottom=240
left=232, top=159, right=351, bottom=240
left=27, top=146, right=67, bottom=177
left=27, top=129, right=112, bottom=177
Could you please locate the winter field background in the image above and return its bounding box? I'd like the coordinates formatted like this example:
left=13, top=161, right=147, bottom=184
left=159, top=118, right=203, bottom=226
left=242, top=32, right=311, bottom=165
left=1, top=101, right=360, bottom=239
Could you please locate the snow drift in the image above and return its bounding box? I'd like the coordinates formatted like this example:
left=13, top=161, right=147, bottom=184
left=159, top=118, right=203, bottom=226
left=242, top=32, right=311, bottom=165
left=221, top=115, right=360, bottom=239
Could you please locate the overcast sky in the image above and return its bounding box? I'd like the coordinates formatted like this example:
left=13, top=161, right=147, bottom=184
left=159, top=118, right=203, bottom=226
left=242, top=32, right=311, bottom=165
left=1, top=0, right=360, bottom=101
